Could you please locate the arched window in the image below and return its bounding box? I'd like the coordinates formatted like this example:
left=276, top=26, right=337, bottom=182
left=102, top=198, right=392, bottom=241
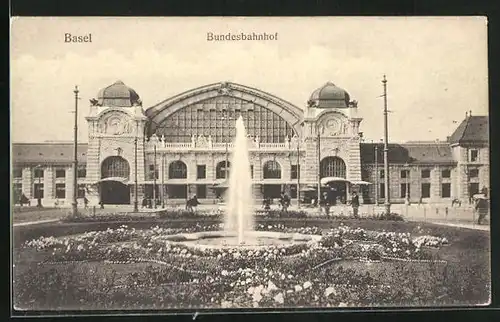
left=320, top=156, right=346, bottom=178
left=263, top=160, right=282, bottom=179
left=216, top=161, right=230, bottom=179
left=101, top=156, right=130, bottom=179
left=169, top=161, right=187, bottom=179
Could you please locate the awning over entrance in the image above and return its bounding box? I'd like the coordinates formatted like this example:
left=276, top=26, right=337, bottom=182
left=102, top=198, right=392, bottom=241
left=211, top=180, right=229, bottom=189
left=351, top=180, right=373, bottom=185
left=93, top=177, right=130, bottom=184
left=320, top=177, right=350, bottom=186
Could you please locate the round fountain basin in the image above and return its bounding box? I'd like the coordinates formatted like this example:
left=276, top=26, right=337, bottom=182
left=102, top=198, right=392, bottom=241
left=162, top=230, right=322, bottom=250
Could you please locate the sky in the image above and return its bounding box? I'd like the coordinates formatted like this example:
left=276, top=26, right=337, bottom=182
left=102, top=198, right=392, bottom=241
left=10, top=17, right=488, bottom=143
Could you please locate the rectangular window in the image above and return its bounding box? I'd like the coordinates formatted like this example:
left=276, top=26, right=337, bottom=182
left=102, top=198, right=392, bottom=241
left=469, top=183, right=480, bottom=196
left=400, top=170, right=409, bottom=179
left=290, top=184, right=297, bottom=199
left=470, top=149, right=479, bottom=162
left=379, top=183, right=385, bottom=199
left=469, top=169, right=479, bottom=178
left=250, top=165, right=254, bottom=179
left=291, top=165, right=300, bottom=180
left=34, top=183, right=44, bottom=198
left=196, top=185, right=207, bottom=199
left=421, top=169, right=430, bottom=178
left=13, top=168, right=22, bottom=178
left=379, top=170, right=385, bottom=179
left=78, top=184, right=86, bottom=198
left=77, top=168, right=87, bottom=178
left=441, top=183, right=451, bottom=198
left=400, top=183, right=410, bottom=198
left=34, top=168, right=44, bottom=178
left=421, top=183, right=431, bottom=198
left=55, top=169, right=66, bottom=178
left=441, top=169, right=451, bottom=178
left=55, top=183, right=66, bottom=199
left=197, top=165, right=206, bottom=179
left=148, top=164, right=159, bottom=180
left=13, top=183, right=22, bottom=201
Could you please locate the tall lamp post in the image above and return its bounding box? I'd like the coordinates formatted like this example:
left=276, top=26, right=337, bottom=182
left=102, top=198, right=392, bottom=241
left=221, top=112, right=235, bottom=184
left=133, top=122, right=139, bottom=212
left=382, top=75, right=391, bottom=215
left=161, top=153, right=166, bottom=208
left=374, top=141, right=379, bottom=206
left=72, top=86, right=79, bottom=217
left=317, top=125, right=321, bottom=209
left=153, top=144, right=157, bottom=209
left=296, top=138, right=301, bottom=209
left=34, top=164, right=42, bottom=207
left=404, top=162, right=410, bottom=205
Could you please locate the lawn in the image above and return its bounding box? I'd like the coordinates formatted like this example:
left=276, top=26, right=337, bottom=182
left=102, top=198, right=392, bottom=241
left=12, top=207, right=68, bottom=224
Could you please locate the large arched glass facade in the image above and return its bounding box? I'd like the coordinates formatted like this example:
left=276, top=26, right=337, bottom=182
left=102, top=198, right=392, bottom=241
left=263, top=160, right=282, bottom=179
left=152, top=96, right=296, bottom=143
left=320, top=157, right=346, bottom=178
left=101, top=156, right=130, bottom=179
left=169, top=161, right=187, bottom=179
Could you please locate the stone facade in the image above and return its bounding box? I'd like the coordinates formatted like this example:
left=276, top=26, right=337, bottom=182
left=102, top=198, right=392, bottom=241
left=11, top=81, right=489, bottom=206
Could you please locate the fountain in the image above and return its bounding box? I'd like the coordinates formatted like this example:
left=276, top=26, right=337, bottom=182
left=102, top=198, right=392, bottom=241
left=161, top=116, right=320, bottom=250
left=226, top=116, right=255, bottom=244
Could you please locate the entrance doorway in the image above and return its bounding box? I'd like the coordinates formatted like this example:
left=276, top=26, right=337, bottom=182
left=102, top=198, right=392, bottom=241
left=326, top=182, right=347, bottom=205
left=100, top=181, right=130, bottom=204
left=263, top=184, right=282, bottom=199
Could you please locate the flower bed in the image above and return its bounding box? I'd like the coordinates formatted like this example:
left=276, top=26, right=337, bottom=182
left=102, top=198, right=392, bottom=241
left=61, top=209, right=405, bottom=223
left=15, top=218, right=490, bottom=309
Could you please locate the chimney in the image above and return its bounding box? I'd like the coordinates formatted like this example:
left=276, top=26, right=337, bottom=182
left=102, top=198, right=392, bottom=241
left=446, top=136, right=450, bottom=142
left=469, top=110, right=472, bottom=116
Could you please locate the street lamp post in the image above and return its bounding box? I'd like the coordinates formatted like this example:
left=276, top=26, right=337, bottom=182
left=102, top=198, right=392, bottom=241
left=161, top=153, right=165, bottom=208
left=153, top=144, right=157, bottom=209
left=374, top=142, right=379, bottom=206
left=296, top=138, right=301, bottom=209
left=34, top=164, right=42, bottom=207
left=133, top=123, right=139, bottom=212
left=317, top=128, right=321, bottom=209
left=221, top=112, right=235, bottom=186
left=382, top=75, right=391, bottom=215
left=71, top=86, right=79, bottom=217
left=404, top=163, right=410, bottom=205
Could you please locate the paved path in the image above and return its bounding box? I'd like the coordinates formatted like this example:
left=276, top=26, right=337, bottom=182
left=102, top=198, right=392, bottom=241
left=422, top=221, right=490, bottom=231
left=13, top=219, right=60, bottom=227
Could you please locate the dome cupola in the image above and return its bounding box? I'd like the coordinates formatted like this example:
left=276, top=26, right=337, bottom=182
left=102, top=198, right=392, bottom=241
left=96, top=80, right=141, bottom=107
left=308, top=81, right=350, bottom=108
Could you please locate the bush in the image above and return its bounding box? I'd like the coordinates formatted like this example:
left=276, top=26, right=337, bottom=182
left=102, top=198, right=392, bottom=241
left=372, top=212, right=404, bottom=221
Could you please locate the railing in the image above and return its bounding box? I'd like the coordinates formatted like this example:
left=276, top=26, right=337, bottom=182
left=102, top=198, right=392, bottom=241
left=145, top=135, right=300, bottom=151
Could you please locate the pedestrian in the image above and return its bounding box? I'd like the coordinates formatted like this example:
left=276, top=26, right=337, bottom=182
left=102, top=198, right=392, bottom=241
left=263, top=197, right=271, bottom=211
left=99, top=200, right=104, bottom=209
left=280, top=192, right=290, bottom=213
left=84, top=196, right=89, bottom=209
left=351, top=191, right=360, bottom=218
left=142, top=197, right=148, bottom=209
left=476, top=197, right=489, bottom=225
left=320, top=192, right=330, bottom=216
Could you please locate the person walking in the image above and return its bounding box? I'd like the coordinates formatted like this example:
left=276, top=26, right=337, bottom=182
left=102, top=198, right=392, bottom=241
left=83, top=196, right=89, bottom=209
left=280, top=192, right=290, bottom=213
left=475, top=196, right=489, bottom=225
left=351, top=191, right=360, bottom=218
left=320, top=192, right=330, bottom=216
